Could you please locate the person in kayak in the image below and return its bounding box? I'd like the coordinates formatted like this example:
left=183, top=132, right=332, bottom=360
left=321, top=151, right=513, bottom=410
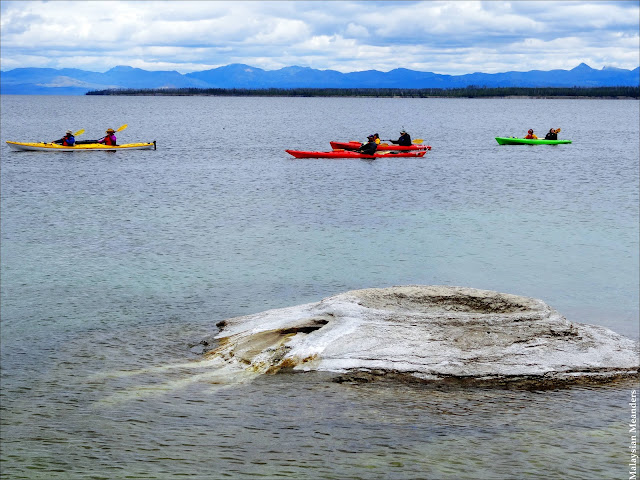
left=53, top=130, right=75, bottom=146
left=356, top=135, right=378, bottom=155
left=524, top=129, right=538, bottom=139
left=388, top=130, right=412, bottom=146
left=373, top=133, right=381, bottom=144
left=545, top=128, right=561, bottom=140
left=98, top=128, right=117, bottom=145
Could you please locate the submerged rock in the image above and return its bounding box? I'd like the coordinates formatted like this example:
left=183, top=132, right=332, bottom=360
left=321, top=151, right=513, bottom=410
left=206, top=286, right=639, bottom=386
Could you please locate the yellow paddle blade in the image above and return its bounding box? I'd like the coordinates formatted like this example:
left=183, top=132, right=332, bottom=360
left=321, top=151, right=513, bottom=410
left=413, top=139, right=423, bottom=144
left=116, top=124, right=128, bottom=132
left=74, top=129, right=85, bottom=137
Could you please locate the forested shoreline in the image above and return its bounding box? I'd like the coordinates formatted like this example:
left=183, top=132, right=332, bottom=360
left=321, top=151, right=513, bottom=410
left=86, top=86, right=639, bottom=98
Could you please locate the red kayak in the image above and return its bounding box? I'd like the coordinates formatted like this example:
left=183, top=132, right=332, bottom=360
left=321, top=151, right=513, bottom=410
left=330, top=141, right=431, bottom=151
left=286, top=149, right=427, bottom=159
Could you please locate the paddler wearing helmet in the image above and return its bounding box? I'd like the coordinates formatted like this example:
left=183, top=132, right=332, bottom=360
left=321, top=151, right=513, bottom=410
left=98, top=128, right=117, bottom=146
left=524, top=129, right=538, bottom=139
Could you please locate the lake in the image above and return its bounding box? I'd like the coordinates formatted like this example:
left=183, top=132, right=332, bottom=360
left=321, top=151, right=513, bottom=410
left=1, top=94, right=638, bottom=479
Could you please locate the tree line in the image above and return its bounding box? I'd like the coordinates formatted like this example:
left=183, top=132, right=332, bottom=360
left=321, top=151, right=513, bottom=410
left=86, top=86, right=639, bottom=98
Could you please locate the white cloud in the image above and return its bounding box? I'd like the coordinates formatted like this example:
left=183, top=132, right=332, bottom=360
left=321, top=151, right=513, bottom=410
left=1, top=0, right=638, bottom=74
left=246, top=18, right=311, bottom=45
left=344, top=22, right=369, bottom=39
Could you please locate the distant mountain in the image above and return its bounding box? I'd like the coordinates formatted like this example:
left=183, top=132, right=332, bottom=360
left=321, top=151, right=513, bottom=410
left=0, top=65, right=209, bottom=95
left=1, top=63, right=638, bottom=95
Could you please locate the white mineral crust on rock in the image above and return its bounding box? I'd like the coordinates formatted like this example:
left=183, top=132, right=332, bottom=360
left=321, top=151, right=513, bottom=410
left=207, top=286, right=639, bottom=383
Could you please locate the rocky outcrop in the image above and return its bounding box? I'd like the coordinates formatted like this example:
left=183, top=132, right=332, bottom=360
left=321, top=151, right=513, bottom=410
left=205, top=286, right=639, bottom=386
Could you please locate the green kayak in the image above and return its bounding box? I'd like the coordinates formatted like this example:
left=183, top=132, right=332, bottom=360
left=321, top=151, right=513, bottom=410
left=496, top=137, right=572, bottom=145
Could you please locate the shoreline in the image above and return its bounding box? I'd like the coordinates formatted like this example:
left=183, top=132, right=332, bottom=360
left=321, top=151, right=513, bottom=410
left=85, top=86, right=640, bottom=99
left=82, top=95, right=639, bottom=99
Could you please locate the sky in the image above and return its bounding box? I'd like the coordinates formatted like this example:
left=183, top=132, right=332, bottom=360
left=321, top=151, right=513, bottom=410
left=1, top=0, right=638, bottom=75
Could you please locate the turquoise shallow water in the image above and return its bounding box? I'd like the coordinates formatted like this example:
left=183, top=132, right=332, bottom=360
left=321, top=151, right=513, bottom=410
left=1, top=95, right=638, bottom=479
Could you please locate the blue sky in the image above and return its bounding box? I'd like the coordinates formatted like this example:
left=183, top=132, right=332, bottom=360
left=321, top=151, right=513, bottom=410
left=1, top=0, right=638, bottom=74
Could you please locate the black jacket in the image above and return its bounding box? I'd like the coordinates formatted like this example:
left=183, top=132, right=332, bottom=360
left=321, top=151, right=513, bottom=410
left=357, top=141, right=378, bottom=155
left=390, top=133, right=412, bottom=146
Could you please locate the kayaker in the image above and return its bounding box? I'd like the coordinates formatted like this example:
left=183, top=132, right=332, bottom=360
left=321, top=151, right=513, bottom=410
left=524, top=129, right=538, bottom=139
left=388, top=130, right=412, bottom=146
left=373, top=133, right=381, bottom=145
left=53, top=130, right=75, bottom=146
left=98, top=128, right=117, bottom=146
left=356, top=135, right=378, bottom=155
left=545, top=128, right=561, bottom=140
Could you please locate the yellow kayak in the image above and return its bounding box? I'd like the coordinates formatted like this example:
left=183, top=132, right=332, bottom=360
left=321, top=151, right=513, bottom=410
left=6, top=141, right=157, bottom=152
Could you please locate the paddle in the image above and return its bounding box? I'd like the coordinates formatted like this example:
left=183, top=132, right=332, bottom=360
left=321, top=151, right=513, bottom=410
left=543, top=128, right=562, bottom=140
left=353, top=139, right=424, bottom=145
left=385, top=138, right=424, bottom=145
left=98, top=124, right=127, bottom=143
left=334, top=147, right=376, bottom=155
left=50, top=129, right=84, bottom=144
left=78, top=125, right=128, bottom=144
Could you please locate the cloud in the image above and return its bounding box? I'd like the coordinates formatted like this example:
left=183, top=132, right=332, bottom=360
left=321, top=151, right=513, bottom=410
left=0, top=0, right=638, bottom=74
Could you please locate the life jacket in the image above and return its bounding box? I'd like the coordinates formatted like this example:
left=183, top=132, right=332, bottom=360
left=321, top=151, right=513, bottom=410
left=62, top=135, right=75, bottom=146
left=103, top=134, right=116, bottom=145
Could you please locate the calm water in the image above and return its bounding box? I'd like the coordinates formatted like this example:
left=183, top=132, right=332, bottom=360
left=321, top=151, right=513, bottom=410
left=1, top=95, right=638, bottom=479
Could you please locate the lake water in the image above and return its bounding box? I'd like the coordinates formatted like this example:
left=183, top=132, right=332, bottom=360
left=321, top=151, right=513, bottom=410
left=1, top=94, right=638, bottom=479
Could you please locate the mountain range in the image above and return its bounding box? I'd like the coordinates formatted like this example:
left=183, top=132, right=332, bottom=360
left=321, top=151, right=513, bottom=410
left=1, top=63, right=638, bottom=95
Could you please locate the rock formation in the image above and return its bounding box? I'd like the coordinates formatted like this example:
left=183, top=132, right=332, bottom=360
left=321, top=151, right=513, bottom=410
left=205, top=286, right=639, bottom=386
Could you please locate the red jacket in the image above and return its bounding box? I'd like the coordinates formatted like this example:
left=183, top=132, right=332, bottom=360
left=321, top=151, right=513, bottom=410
left=99, top=134, right=117, bottom=145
